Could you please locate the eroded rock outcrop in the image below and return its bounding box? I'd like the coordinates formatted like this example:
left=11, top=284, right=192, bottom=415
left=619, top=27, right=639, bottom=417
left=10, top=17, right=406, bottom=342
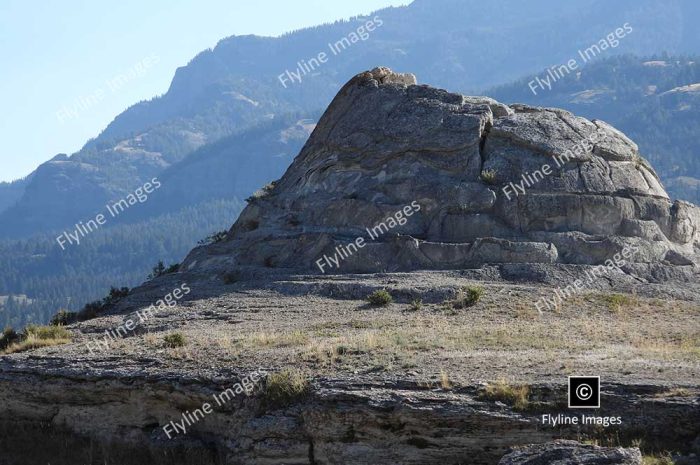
left=498, top=440, right=642, bottom=465
left=183, top=67, right=700, bottom=276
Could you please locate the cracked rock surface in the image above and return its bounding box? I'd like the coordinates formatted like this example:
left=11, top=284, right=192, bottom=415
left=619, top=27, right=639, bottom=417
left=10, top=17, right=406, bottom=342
left=182, top=67, right=700, bottom=278
left=498, top=440, right=642, bottom=465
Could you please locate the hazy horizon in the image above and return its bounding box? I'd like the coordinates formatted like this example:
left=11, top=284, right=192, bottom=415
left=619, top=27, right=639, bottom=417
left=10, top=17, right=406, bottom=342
left=0, top=0, right=410, bottom=183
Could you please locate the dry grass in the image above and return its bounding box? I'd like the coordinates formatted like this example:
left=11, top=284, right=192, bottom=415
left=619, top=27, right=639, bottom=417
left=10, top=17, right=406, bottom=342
left=479, top=379, right=530, bottom=410
left=235, top=307, right=699, bottom=370
left=199, top=330, right=312, bottom=353
left=600, top=293, right=637, bottom=312
left=627, top=334, right=700, bottom=360
left=263, top=369, right=310, bottom=407
left=1, top=325, right=71, bottom=354
left=654, top=387, right=692, bottom=398
left=642, top=453, right=675, bottom=465
left=214, top=333, right=234, bottom=350
left=128, top=286, right=698, bottom=387
left=514, top=303, right=538, bottom=320
left=144, top=333, right=158, bottom=346
left=246, top=330, right=309, bottom=348
left=440, top=369, right=452, bottom=389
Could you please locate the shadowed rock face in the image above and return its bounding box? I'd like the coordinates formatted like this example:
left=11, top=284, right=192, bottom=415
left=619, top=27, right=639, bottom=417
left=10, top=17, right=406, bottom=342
left=183, top=67, right=700, bottom=275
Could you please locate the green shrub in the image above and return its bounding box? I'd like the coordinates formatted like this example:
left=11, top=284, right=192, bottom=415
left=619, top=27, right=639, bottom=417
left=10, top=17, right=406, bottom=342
left=163, top=332, right=187, bottom=348
left=480, top=169, right=498, bottom=185
left=222, top=271, right=241, bottom=284
left=78, top=301, right=104, bottom=320
left=642, top=453, right=675, bottom=465
left=104, top=287, right=130, bottom=305
left=50, top=309, right=78, bottom=326
left=367, top=289, right=393, bottom=307
left=0, top=327, right=20, bottom=351
left=452, top=286, right=484, bottom=309
left=409, top=298, right=423, bottom=311
left=198, top=230, right=228, bottom=245
left=246, top=182, right=277, bottom=202
left=74, top=286, right=130, bottom=322
left=148, top=261, right=179, bottom=280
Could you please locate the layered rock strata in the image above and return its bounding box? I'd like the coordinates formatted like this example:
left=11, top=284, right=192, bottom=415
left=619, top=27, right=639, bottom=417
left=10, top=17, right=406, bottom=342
left=498, top=440, right=642, bottom=465
left=183, top=67, right=700, bottom=275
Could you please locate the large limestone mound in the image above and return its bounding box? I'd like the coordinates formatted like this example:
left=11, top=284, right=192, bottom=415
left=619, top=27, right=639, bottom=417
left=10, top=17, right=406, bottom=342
left=183, top=67, right=700, bottom=277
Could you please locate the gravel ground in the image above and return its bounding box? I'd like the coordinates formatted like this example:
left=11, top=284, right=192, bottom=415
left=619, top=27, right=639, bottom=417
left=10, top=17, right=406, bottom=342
left=5, top=270, right=698, bottom=392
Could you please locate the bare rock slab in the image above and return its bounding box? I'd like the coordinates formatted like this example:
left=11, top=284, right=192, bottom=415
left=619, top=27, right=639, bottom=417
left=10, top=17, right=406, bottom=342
left=499, top=440, right=642, bottom=465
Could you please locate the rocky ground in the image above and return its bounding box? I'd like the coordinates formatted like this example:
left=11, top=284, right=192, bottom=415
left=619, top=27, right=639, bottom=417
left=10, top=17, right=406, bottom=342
left=1, top=268, right=698, bottom=464
left=30, top=269, right=700, bottom=387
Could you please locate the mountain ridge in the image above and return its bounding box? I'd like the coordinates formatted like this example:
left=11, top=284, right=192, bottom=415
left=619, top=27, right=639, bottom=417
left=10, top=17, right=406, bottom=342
left=4, top=0, right=700, bottom=238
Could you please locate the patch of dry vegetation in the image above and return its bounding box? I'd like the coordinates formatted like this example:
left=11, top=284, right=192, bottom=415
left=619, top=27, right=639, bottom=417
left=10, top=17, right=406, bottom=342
left=440, top=369, right=452, bottom=389
left=479, top=379, right=530, bottom=410
left=654, top=387, right=691, bottom=398
left=1, top=325, right=71, bottom=354
left=642, top=453, right=675, bottom=465
left=139, top=286, right=698, bottom=386
left=245, top=330, right=309, bottom=348
left=263, top=369, right=310, bottom=407
left=597, top=293, right=638, bottom=312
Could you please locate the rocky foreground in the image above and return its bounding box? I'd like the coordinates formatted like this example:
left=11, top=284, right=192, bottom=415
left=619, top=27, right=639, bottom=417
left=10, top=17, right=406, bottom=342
left=0, top=270, right=698, bottom=464
left=1, top=69, right=699, bottom=464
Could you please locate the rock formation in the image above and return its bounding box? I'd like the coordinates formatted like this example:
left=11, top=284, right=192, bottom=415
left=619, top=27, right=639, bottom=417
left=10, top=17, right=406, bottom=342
left=498, top=440, right=642, bottom=465
left=3, top=68, right=700, bottom=465
left=183, top=67, right=700, bottom=277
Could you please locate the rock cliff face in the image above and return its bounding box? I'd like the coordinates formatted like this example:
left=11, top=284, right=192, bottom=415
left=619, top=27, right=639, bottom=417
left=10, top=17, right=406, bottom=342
left=183, top=67, right=700, bottom=276
left=0, top=365, right=695, bottom=465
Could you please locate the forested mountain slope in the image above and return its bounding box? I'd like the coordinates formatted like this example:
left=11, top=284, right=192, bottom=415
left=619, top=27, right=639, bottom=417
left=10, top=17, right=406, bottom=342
left=3, top=0, right=700, bottom=237
left=489, top=55, right=700, bottom=204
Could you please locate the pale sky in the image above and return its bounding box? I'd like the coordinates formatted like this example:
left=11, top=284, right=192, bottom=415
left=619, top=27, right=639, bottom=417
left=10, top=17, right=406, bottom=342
left=0, top=0, right=411, bottom=182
